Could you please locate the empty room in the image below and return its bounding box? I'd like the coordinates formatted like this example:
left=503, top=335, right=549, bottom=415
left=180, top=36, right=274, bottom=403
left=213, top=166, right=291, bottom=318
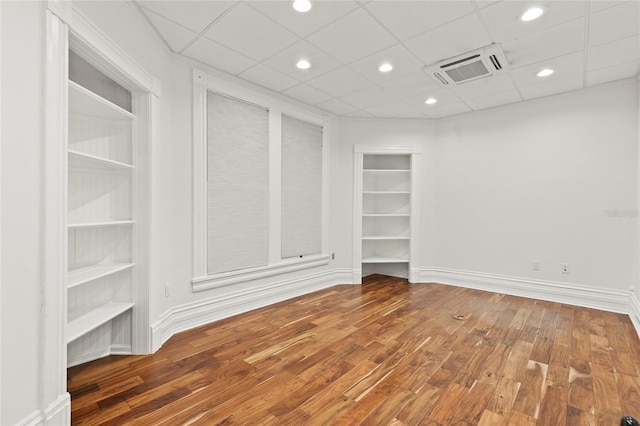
left=2, top=0, right=640, bottom=424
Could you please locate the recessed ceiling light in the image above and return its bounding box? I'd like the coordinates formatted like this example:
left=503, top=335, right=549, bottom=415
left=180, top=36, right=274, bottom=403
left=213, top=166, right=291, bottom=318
left=536, top=68, right=554, bottom=77
left=378, top=63, right=393, bottom=73
left=520, top=6, right=544, bottom=22
left=292, top=0, right=312, bottom=13
left=425, top=98, right=438, bottom=105
left=296, top=59, right=311, bottom=70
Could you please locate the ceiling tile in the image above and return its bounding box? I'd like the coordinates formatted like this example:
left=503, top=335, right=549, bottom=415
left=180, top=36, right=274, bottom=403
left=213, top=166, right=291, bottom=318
left=365, top=1, right=474, bottom=41
left=364, top=101, right=417, bottom=118
left=404, top=13, right=493, bottom=66
left=248, top=1, right=359, bottom=38
left=479, top=1, right=587, bottom=43
left=588, top=1, right=640, bottom=47
left=182, top=37, right=256, bottom=75
left=238, top=64, right=300, bottom=92
left=315, top=99, right=359, bottom=116
left=136, top=1, right=233, bottom=33
left=519, top=73, right=584, bottom=100
left=306, top=9, right=397, bottom=64
left=306, top=67, right=373, bottom=98
left=510, top=51, right=584, bottom=87
left=142, top=8, right=199, bottom=52
left=402, top=89, right=463, bottom=110
left=343, top=110, right=376, bottom=118
left=348, top=44, right=424, bottom=83
left=379, top=71, right=440, bottom=100
left=281, top=84, right=332, bottom=105
left=339, top=86, right=395, bottom=109
left=588, top=35, right=640, bottom=70
left=451, top=73, right=517, bottom=99
left=395, top=111, right=429, bottom=119
left=586, top=61, right=640, bottom=86
left=423, top=102, right=472, bottom=119
left=203, top=3, right=299, bottom=62
left=502, top=18, right=585, bottom=68
left=262, top=41, right=341, bottom=82
left=465, top=89, right=522, bottom=110
left=589, top=1, right=628, bottom=13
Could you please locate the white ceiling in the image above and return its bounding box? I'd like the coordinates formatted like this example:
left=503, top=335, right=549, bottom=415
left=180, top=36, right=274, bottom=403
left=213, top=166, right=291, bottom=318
left=134, top=0, right=640, bottom=119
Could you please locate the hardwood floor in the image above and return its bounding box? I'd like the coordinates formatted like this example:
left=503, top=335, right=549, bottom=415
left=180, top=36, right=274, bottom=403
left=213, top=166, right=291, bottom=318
left=68, top=275, right=640, bottom=425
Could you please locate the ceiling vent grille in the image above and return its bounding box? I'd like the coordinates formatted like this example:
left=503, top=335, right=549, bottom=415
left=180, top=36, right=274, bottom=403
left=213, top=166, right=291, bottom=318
left=424, top=44, right=509, bottom=86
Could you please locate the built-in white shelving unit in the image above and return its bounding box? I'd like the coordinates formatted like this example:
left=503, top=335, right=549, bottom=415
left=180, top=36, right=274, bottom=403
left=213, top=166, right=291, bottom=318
left=66, top=51, right=138, bottom=365
left=353, top=146, right=421, bottom=283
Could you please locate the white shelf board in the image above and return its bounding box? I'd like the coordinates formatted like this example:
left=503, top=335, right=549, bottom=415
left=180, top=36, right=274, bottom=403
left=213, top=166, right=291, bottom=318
left=362, top=257, right=409, bottom=264
left=362, top=236, right=410, bottom=240
left=363, top=191, right=410, bottom=195
left=68, top=220, right=135, bottom=229
left=362, top=214, right=410, bottom=217
left=68, top=263, right=135, bottom=289
left=363, top=169, right=410, bottom=174
left=69, top=150, right=133, bottom=170
left=67, top=301, right=134, bottom=343
left=69, top=80, right=135, bottom=121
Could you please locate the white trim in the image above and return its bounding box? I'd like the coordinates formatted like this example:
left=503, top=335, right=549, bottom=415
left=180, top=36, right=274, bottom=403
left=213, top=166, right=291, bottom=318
left=631, top=291, right=640, bottom=338
left=352, top=145, right=422, bottom=284
left=354, top=145, right=422, bottom=154
left=67, top=344, right=132, bottom=368
left=16, top=411, right=43, bottom=426
left=15, top=392, right=70, bottom=426
left=193, top=255, right=331, bottom=292
left=42, top=9, right=69, bottom=422
left=44, top=393, right=70, bottom=426
left=192, top=69, right=331, bottom=287
left=153, top=269, right=354, bottom=352
left=68, top=7, right=159, bottom=97
left=419, top=267, right=630, bottom=314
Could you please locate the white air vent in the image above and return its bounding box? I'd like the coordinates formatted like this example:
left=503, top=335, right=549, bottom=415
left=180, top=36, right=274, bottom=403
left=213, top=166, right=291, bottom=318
left=424, top=44, right=510, bottom=86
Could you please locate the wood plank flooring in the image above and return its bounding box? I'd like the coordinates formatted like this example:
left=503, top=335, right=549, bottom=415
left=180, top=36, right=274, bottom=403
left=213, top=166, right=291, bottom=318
left=68, top=275, right=640, bottom=425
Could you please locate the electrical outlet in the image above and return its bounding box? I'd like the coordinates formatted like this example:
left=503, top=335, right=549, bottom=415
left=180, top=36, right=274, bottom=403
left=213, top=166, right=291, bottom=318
left=164, top=283, right=170, bottom=297
left=532, top=260, right=540, bottom=271
left=561, top=263, right=570, bottom=274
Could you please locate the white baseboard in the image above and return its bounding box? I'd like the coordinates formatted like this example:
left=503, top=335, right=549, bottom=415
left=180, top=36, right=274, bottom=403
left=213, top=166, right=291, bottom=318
left=151, top=268, right=355, bottom=352
left=419, top=267, right=630, bottom=314
left=67, top=344, right=132, bottom=368
left=630, top=291, right=640, bottom=337
left=16, top=393, right=70, bottom=426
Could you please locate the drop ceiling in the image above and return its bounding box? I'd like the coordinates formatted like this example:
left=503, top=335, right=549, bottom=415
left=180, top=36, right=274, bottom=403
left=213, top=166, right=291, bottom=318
left=134, top=0, right=640, bottom=119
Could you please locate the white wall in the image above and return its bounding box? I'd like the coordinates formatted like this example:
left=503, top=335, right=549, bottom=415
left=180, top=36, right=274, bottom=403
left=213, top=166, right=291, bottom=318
left=336, top=119, right=438, bottom=269
left=434, top=80, right=638, bottom=290
left=338, top=80, right=638, bottom=296
left=1, top=2, right=44, bottom=424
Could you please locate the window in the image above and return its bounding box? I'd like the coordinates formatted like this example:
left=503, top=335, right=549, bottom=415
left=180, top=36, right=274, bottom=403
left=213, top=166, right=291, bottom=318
left=281, top=115, right=323, bottom=258
left=207, top=93, right=269, bottom=274
left=192, top=70, right=330, bottom=291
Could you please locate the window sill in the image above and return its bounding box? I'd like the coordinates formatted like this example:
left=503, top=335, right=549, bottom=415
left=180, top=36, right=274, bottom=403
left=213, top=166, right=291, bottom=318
left=192, top=254, right=331, bottom=292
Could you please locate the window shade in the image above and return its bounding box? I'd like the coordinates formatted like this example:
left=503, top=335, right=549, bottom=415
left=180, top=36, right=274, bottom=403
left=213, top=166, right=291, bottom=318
left=207, top=92, right=269, bottom=274
left=281, top=115, right=323, bottom=258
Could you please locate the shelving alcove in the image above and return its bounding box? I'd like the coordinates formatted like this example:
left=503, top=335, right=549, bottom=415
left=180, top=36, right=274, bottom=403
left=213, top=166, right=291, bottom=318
left=353, top=145, right=421, bottom=284
left=64, top=33, right=154, bottom=367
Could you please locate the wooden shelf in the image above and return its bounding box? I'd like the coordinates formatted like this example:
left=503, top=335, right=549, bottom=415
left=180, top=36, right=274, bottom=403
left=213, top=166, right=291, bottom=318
left=69, top=150, right=133, bottom=170
left=68, top=263, right=135, bottom=289
left=362, top=257, right=409, bottom=264
left=68, top=220, right=135, bottom=229
left=67, top=302, right=134, bottom=343
left=69, top=80, right=135, bottom=121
